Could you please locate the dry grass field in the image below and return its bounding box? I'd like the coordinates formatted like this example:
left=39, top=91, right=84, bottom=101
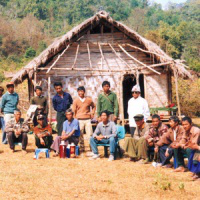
left=0, top=132, right=199, bottom=200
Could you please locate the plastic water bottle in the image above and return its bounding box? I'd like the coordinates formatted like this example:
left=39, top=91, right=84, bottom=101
left=70, top=143, right=76, bottom=158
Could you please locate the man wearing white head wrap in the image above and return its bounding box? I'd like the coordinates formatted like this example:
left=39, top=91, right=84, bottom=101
left=127, top=84, right=150, bottom=137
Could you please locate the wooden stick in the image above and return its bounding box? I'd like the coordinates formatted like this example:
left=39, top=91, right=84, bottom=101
left=87, top=42, right=92, bottom=69
left=46, top=44, right=70, bottom=74
left=109, top=43, right=132, bottom=71
left=127, top=44, right=172, bottom=61
left=98, top=43, right=104, bottom=70
left=173, top=68, right=181, bottom=117
left=118, top=44, right=161, bottom=75
left=72, top=44, right=80, bottom=69
left=48, top=76, right=52, bottom=123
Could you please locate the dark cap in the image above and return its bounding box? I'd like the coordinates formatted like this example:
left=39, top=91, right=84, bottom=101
left=6, top=82, right=14, bottom=87
left=134, top=114, right=144, bottom=121
left=37, top=114, right=45, bottom=120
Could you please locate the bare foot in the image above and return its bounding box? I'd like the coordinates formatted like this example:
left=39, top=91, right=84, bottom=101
left=10, top=149, right=15, bottom=153
left=53, top=152, right=59, bottom=157
left=174, top=166, right=187, bottom=172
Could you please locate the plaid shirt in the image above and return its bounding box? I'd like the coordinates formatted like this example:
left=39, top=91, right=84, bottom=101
left=5, top=118, right=29, bottom=133
left=145, top=123, right=168, bottom=144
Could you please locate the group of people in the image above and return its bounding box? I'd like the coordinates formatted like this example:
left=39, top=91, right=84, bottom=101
left=0, top=80, right=199, bottom=180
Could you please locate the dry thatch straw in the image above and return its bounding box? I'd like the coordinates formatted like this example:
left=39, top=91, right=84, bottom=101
left=11, top=11, right=191, bottom=84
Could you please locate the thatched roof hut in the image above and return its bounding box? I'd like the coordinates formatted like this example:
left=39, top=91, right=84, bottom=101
left=11, top=11, right=191, bottom=122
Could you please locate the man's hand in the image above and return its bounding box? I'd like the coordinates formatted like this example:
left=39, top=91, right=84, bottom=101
left=40, top=138, right=45, bottom=145
left=37, top=133, right=42, bottom=138
left=154, top=147, right=159, bottom=153
left=61, top=135, right=68, bottom=140
left=15, top=130, right=22, bottom=136
left=198, top=155, right=200, bottom=162
left=171, top=143, right=180, bottom=149
left=186, top=143, right=199, bottom=150
left=165, top=149, right=169, bottom=157
left=95, top=136, right=104, bottom=141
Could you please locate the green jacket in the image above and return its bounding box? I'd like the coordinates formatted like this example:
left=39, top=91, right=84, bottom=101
left=97, top=91, right=119, bottom=117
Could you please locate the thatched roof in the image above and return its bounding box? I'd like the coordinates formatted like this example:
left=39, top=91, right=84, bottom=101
left=11, top=10, right=191, bottom=84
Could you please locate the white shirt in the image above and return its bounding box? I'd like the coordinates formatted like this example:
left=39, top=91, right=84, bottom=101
left=127, top=96, right=150, bottom=127
left=79, top=97, right=86, bottom=103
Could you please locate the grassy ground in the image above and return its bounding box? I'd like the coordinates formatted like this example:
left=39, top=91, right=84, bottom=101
left=0, top=132, right=199, bottom=200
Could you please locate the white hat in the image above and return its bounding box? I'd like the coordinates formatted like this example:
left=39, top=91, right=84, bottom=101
left=131, top=84, right=141, bottom=92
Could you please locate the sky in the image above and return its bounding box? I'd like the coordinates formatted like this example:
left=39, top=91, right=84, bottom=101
left=151, top=0, right=187, bottom=9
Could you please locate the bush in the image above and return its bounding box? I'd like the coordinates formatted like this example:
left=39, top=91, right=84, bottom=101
left=24, top=47, right=36, bottom=58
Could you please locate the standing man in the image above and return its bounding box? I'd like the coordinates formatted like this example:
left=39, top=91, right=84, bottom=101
left=52, top=82, right=73, bottom=136
left=97, top=81, right=119, bottom=122
left=0, top=86, right=6, bottom=144
left=124, top=114, right=150, bottom=163
left=90, top=110, right=117, bottom=161
left=173, top=117, right=200, bottom=172
left=0, top=82, right=19, bottom=144
left=51, top=109, right=80, bottom=156
left=72, top=86, right=96, bottom=152
left=5, top=110, right=29, bottom=153
left=128, top=84, right=150, bottom=137
left=155, top=116, right=185, bottom=167
left=30, top=86, right=48, bottom=126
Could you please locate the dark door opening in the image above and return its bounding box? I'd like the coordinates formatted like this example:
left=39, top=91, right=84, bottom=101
left=123, top=74, right=145, bottom=119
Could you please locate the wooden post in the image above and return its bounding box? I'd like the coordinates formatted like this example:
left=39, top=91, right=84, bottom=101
left=48, top=76, right=52, bottom=124
left=173, top=69, right=181, bottom=117
left=120, top=74, right=125, bottom=126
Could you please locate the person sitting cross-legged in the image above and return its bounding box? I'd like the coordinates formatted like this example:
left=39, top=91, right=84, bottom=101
left=33, top=114, right=53, bottom=149
left=90, top=110, right=117, bottom=161
left=51, top=109, right=80, bottom=156
left=173, top=117, right=200, bottom=173
left=155, top=116, right=185, bottom=168
left=5, top=110, right=29, bottom=153
left=123, top=114, right=150, bottom=164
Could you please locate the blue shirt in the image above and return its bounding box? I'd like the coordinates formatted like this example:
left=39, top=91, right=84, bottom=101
left=0, top=92, right=19, bottom=114
left=52, top=92, right=73, bottom=112
left=63, top=118, right=80, bottom=137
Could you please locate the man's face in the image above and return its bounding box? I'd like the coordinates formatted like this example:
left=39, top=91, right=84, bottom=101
left=15, top=112, right=21, bottom=121
left=55, top=86, right=63, bottom=94
left=152, top=118, right=160, bottom=128
left=7, top=86, right=14, bottom=94
left=103, top=85, right=110, bottom=93
left=135, top=119, right=144, bottom=127
left=66, top=112, right=73, bottom=121
left=78, top=90, right=85, bottom=98
left=38, top=119, right=44, bottom=126
left=169, top=120, right=178, bottom=129
left=132, top=91, right=140, bottom=99
left=182, top=120, right=191, bottom=132
left=35, top=89, right=42, bottom=96
left=101, top=113, right=108, bottom=122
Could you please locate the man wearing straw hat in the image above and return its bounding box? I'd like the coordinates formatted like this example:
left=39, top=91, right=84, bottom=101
left=127, top=84, right=150, bottom=137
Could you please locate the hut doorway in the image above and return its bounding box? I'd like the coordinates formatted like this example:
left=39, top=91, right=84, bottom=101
left=123, top=74, right=144, bottom=119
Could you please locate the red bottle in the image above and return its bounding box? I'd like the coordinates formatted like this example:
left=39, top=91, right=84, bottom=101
left=70, top=143, right=76, bottom=158
left=59, top=141, right=66, bottom=158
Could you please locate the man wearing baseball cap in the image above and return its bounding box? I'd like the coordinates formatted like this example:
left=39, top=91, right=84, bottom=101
left=127, top=84, right=150, bottom=137
left=0, top=82, right=19, bottom=144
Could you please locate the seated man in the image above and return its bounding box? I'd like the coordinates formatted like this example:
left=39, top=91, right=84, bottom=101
left=90, top=110, right=117, bottom=161
left=124, top=114, right=150, bottom=164
left=33, top=114, right=53, bottom=149
left=145, top=114, right=168, bottom=162
left=5, top=110, right=29, bottom=153
left=155, top=116, right=185, bottom=168
left=51, top=109, right=80, bottom=156
left=173, top=117, right=200, bottom=173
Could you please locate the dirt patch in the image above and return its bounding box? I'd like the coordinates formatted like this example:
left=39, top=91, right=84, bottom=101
left=0, top=132, right=199, bottom=200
